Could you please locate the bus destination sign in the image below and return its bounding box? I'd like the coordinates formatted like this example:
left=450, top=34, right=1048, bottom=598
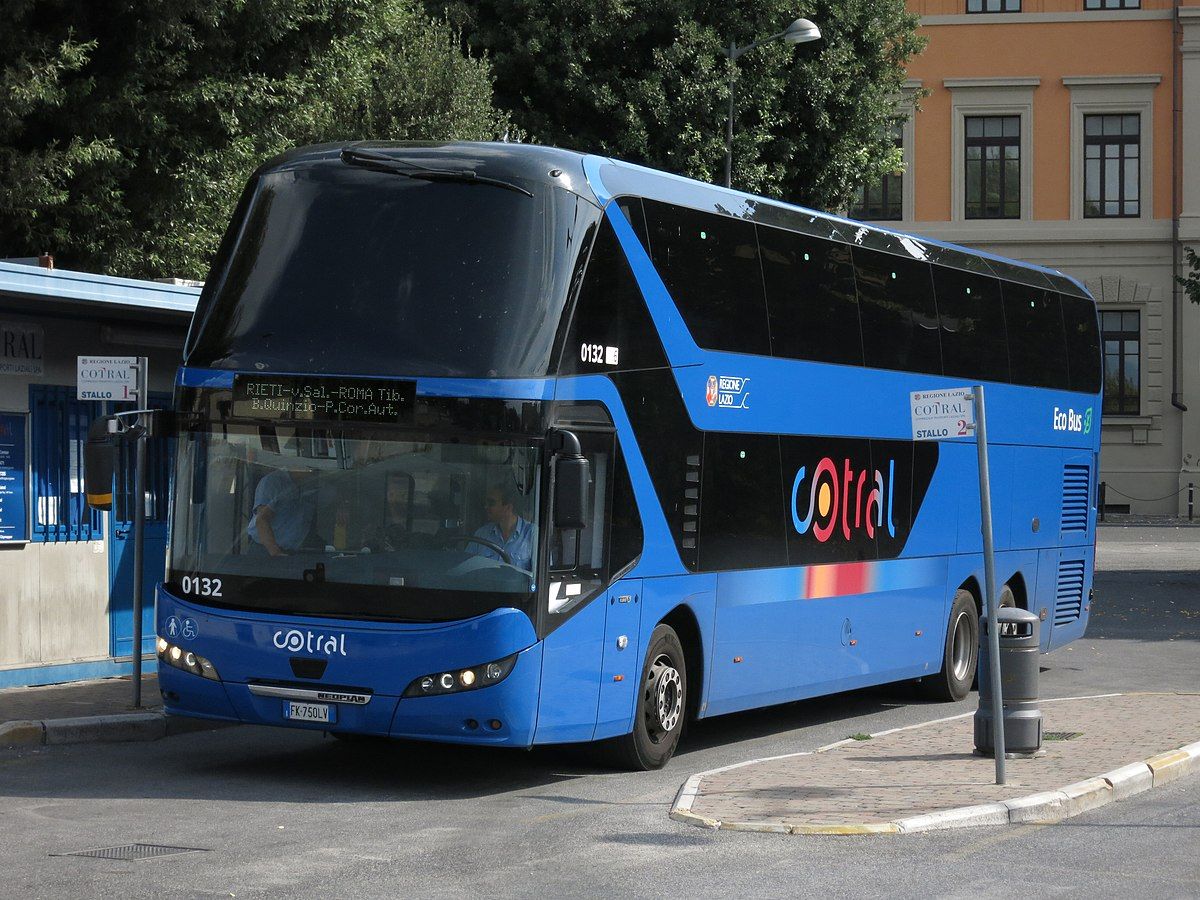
left=232, top=375, right=415, bottom=425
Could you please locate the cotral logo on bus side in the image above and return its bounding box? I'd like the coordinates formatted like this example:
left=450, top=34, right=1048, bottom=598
left=272, top=629, right=347, bottom=657
left=783, top=437, right=939, bottom=561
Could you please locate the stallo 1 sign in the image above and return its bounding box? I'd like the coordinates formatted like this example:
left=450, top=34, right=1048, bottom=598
left=910, top=387, right=976, bottom=441
left=77, top=356, right=139, bottom=401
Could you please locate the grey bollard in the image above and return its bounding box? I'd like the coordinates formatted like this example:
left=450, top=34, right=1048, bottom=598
left=974, top=606, right=1043, bottom=756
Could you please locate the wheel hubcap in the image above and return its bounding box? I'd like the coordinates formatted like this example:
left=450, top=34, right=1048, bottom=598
left=645, top=654, right=682, bottom=743
left=951, top=611, right=973, bottom=682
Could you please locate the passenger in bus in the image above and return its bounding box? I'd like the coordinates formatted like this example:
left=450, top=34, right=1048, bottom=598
left=247, top=467, right=319, bottom=556
left=470, top=483, right=534, bottom=571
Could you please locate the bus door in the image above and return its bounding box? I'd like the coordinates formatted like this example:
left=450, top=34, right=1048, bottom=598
left=108, top=394, right=173, bottom=659
left=536, top=428, right=645, bottom=743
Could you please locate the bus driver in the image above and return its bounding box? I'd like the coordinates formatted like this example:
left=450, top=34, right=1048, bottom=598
left=247, top=467, right=319, bottom=556
left=470, top=484, right=534, bottom=572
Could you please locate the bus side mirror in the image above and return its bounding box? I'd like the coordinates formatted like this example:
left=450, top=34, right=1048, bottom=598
left=84, top=416, right=117, bottom=510
left=554, top=455, right=591, bottom=529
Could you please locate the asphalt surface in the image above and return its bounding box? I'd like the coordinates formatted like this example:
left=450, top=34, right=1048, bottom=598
left=0, top=526, right=1196, bottom=898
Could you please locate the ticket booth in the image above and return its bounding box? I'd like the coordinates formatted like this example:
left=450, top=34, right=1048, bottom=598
left=0, top=260, right=199, bottom=688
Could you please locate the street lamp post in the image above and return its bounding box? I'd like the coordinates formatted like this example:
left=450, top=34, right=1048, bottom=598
left=722, top=18, right=822, bottom=189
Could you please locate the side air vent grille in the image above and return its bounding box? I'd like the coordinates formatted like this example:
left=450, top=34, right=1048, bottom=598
left=1054, top=559, right=1086, bottom=627
left=1061, top=465, right=1090, bottom=534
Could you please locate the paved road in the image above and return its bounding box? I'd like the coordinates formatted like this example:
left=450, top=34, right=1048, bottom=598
left=0, top=528, right=1196, bottom=898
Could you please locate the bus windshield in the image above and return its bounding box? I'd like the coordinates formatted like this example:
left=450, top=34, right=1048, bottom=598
left=168, top=423, right=542, bottom=622
left=185, top=157, right=589, bottom=377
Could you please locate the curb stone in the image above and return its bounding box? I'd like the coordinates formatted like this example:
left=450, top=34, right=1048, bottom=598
left=670, top=693, right=1198, bottom=836
left=1, top=712, right=234, bottom=749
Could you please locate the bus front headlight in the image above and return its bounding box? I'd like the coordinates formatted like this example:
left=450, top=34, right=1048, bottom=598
left=157, top=636, right=221, bottom=681
left=402, top=654, right=517, bottom=698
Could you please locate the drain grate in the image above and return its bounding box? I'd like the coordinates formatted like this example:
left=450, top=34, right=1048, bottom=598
left=52, top=844, right=209, bottom=862
left=1044, top=731, right=1083, bottom=742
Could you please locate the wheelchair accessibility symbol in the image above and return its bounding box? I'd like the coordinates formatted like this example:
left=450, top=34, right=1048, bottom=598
left=181, top=618, right=198, bottom=641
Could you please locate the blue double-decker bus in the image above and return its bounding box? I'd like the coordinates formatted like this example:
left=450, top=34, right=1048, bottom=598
left=145, top=142, right=1100, bottom=769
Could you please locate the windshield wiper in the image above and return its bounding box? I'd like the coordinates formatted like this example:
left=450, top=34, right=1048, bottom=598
left=339, top=147, right=533, bottom=198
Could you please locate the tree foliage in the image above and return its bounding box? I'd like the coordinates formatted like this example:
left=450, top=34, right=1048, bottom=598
left=1179, top=246, right=1200, bottom=307
left=0, top=0, right=509, bottom=279
left=432, top=0, right=923, bottom=209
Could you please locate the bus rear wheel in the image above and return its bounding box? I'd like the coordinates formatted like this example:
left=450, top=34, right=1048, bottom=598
left=921, top=589, right=978, bottom=702
left=601, top=624, right=687, bottom=771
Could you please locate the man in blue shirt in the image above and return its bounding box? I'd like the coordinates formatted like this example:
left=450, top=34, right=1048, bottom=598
left=470, top=483, right=534, bottom=572
left=247, top=467, right=318, bottom=556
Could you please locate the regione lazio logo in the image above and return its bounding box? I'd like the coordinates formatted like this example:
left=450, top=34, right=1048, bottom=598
left=705, top=374, right=750, bottom=410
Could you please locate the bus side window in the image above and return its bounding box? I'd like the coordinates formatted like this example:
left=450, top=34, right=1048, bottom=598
left=760, top=227, right=864, bottom=367
left=560, top=215, right=668, bottom=375
left=933, top=268, right=1009, bottom=384
left=641, top=199, right=771, bottom=356
left=853, top=248, right=943, bottom=376
left=1002, top=285, right=1069, bottom=390
left=1060, top=293, right=1102, bottom=394
left=698, top=432, right=787, bottom=572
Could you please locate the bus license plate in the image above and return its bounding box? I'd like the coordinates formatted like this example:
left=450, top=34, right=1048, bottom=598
left=284, top=701, right=334, bottom=724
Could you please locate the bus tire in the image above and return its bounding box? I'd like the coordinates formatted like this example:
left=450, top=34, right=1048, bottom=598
left=601, top=624, right=687, bottom=771
left=921, top=589, right=978, bottom=702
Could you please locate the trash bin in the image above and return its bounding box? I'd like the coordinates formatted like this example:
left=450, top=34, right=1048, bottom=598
left=974, top=606, right=1043, bottom=756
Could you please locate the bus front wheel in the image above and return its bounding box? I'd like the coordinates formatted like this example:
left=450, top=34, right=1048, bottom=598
left=921, top=589, right=978, bottom=702
left=601, top=624, right=687, bottom=771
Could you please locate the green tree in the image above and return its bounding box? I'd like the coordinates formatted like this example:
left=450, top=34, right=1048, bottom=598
left=1179, top=246, right=1200, bottom=307
left=432, top=0, right=923, bottom=208
left=0, top=1, right=509, bottom=279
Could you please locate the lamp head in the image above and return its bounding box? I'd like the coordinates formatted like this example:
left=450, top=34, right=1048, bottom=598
left=783, top=18, right=822, bottom=44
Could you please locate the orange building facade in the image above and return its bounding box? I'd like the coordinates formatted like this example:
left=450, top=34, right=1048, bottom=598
left=858, top=0, right=1200, bottom=514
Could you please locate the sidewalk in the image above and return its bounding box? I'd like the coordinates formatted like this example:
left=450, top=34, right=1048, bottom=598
left=672, top=693, right=1200, bottom=835
left=0, top=673, right=223, bottom=748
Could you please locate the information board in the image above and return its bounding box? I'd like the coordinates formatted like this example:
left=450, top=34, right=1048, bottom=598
left=0, top=413, right=29, bottom=543
left=910, top=387, right=975, bottom=441
left=77, top=356, right=139, bottom=401
left=231, top=375, right=415, bottom=425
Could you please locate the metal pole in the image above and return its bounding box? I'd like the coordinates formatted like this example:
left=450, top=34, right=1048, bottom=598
left=974, top=384, right=1005, bottom=784
left=132, top=427, right=146, bottom=709
left=1099, top=481, right=1106, bottom=523
left=1189, top=482, right=1194, bottom=521
left=725, top=45, right=736, bottom=189
left=130, top=356, right=149, bottom=709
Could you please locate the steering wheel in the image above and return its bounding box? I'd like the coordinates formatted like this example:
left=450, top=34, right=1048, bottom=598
left=442, top=534, right=512, bottom=566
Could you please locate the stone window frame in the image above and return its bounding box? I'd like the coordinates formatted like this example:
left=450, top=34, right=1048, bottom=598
left=1064, top=75, right=1160, bottom=222
left=945, top=78, right=1038, bottom=225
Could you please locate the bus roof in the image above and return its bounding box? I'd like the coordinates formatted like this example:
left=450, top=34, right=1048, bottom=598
left=256, top=141, right=1090, bottom=300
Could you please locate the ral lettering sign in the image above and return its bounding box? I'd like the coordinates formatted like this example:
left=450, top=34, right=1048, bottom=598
left=77, top=356, right=138, bottom=401
left=0, top=412, right=29, bottom=542
left=910, top=388, right=975, bottom=441
left=0, top=322, right=44, bottom=377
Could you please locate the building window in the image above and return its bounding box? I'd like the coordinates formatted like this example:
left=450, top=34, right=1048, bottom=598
left=1084, top=1, right=1140, bottom=9
left=1084, top=114, right=1140, bottom=218
left=967, top=0, right=1021, bottom=10
left=965, top=115, right=1020, bottom=219
left=29, top=385, right=106, bottom=542
left=1101, top=310, right=1140, bottom=415
left=850, top=122, right=904, bottom=221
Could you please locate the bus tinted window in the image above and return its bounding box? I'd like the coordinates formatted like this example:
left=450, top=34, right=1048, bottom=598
left=853, top=250, right=942, bottom=375
left=760, top=227, right=863, bottom=367
left=1002, top=285, right=1070, bottom=389
left=1061, top=294, right=1102, bottom=393
left=700, top=432, right=787, bottom=571
left=561, top=217, right=668, bottom=374
left=933, top=268, right=1009, bottom=383
left=642, top=200, right=772, bottom=356
left=188, top=164, right=584, bottom=377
